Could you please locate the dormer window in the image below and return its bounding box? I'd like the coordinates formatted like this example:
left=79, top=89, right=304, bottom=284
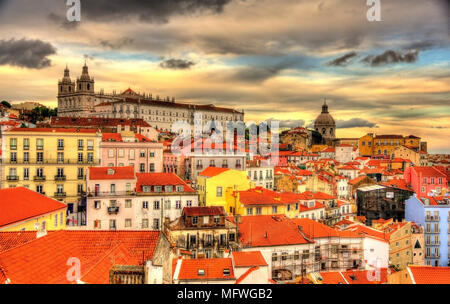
left=154, top=186, right=162, bottom=193
left=198, top=269, right=205, bottom=276
left=223, top=269, right=230, bottom=276
left=107, top=169, right=115, bottom=175
left=176, top=185, right=184, bottom=192
left=165, top=185, right=173, bottom=193
left=142, top=186, right=151, bottom=193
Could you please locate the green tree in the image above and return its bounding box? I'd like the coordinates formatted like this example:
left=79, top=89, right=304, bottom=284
left=1, top=101, right=12, bottom=108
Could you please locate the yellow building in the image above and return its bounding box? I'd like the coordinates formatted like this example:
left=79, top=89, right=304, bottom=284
left=304, top=175, right=333, bottom=195
left=1, top=128, right=101, bottom=214
left=0, top=187, right=67, bottom=231
left=359, top=133, right=421, bottom=157
left=392, top=145, right=427, bottom=166
left=226, top=187, right=288, bottom=216
left=196, top=167, right=252, bottom=212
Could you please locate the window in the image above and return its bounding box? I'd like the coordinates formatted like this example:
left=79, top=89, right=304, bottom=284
left=256, top=207, right=262, bottom=215
left=272, top=206, right=278, bottom=214
left=118, top=149, right=124, bottom=158
left=78, top=168, right=84, bottom=179
left=129, top=149, right=135, bottom=160
left=23, top=168, right=29, bottom=180
left=142, top=201, right=149, bottom=209
left=186, top=200, right=192, bottom=207
left=140, top=150, right=146, bottom=157
left=247, top=208, right=253, bottom=215
left=78, top=139, right=83, bottom=150
left=87, top=140, right=94, bottom=151
left=110, top=184, right=116, bottom=194
left=94, top=201, right=101, bottom=209
left=10, top=138, right=17, bottom=150
left=164, top=200, right=171, bottom=210
left=176, top=200, right=181, bottom=209
left=23, top=138, right=29, bottom=150
left=78, top=153, right=83, bottom=163
left=272, top=253, right=278, bottom=262
left=216, top=186, right=223, bottom=197
left=140, top=163, right=145, bottom=173
left=36, top=138, right=43, bottom=150
left=142, top=219, right=149, bottom=228
left=109, top=220, right=116, bottom=230
left=36, top=152, right=43, bottom=162
left=125, top=199, right=132, bottom=208
left=192, top=216, right=198, bottom=225
left=150, top=152, right=155, bottom=157
left=149, top=163, right=155, bottom=172
left=176, top=185, right=184, bottom=192
left=125, top=219, right=132, bottom=228
left=87, top=153, right=94, bottom=163
left=10, top=152, right=17, bottom=162
left=153, top=219, right=160, bottom=230
left=57, top=139, right=64, bottom=150
left=153, top=201, right=160, bottom=210
left=108, top=149, right=114, bottom=158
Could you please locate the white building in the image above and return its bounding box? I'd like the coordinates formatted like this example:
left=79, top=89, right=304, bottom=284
left=246, top=165, right=274, bottom=190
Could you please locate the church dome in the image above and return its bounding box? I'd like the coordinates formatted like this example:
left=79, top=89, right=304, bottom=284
left=314, top=102, right=335, bottom=126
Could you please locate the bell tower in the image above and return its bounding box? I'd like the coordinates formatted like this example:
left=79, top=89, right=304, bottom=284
left=58, top=65, right=75, bottom=95
left=76, top=61, right=95, bottom=94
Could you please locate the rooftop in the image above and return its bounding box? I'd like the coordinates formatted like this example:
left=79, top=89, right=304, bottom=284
left=88, top=166, right=135, bottom=180
left=0, top=188, right=67, bottom=228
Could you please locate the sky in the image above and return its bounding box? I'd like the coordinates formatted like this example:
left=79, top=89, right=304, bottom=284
left=0, top=0, right=449, bottom=153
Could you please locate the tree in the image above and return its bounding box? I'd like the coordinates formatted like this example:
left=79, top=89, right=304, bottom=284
left=1, top=101, right=11, bottom=108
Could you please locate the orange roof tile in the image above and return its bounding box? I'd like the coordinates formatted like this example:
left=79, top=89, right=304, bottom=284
left=136, top=173, right=194, bottom=193
left=198, top=167, right=230, bottom=177
left=232, top=251, right=267, bottom=267
left=233, top=215, right=313, bottom=247
left=0, top=188, right=67, bottom=228
left=408, top=266, right=450, bottom=284
left=173, top=258, right=235, bottom=281
left=89, top=166, right=135, bottom=180
left=0, top=230, right=160, bottom=284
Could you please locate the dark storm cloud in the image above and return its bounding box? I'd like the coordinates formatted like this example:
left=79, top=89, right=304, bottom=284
left=81, top=0, right=232, bottom=23
left=362, top=50, right=419, bottom=67
left=326, top=52, right=358, bottom=67
left=0, top=38, right=56, bottom=69
left=232, top=64, right=289, bottom=82
left=99, top=38, right=134, bottom=50
left=336, top=118, right=377, bottom=128
left=47, top=12, right=79, bottom=30
left=265, top=118, right=305, bottom=129
left=160, top=58, right=196, bottom=69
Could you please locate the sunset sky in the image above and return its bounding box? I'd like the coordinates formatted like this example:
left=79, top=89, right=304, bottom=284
left=0, top=0, right=448, bottom=153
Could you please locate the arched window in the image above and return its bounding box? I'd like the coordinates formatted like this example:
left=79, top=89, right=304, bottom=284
left=87, top=83, right=90, bottom=90
left=322, top=128, right=326, bottom=135
left=330, top=128, right=333, bottom=135
left=79, top=83, right=82, bottom=91
left=60, top=86, right=63, bottom=92
left=68, top=86, right=71, bottom=92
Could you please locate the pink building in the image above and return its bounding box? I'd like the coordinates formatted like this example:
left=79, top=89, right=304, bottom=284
left=86, top=167, right=199, bottom=230
left=163, top=149, right=186, bottom=178
left=404, top=166, right=447, bottom=196
left=100, top=132, right=163, bottom=173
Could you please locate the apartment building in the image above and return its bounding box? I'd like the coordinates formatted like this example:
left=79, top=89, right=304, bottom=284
left=1, top=128, right=101, bottom=221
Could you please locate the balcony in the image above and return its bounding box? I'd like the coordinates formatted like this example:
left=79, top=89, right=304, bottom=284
left=23, top=145, right=29, bottom=150
left=88, top=191, right=136, bottom=197
left=54, top=175, right=66, bottom=181
left=108, top=207, right=120, bottom=215
left=34, top=176, right=46, bottom=181
left=6, top=175, right=19, bottom=181
left=78, top=146, right=84, bottom=151
left=426, top=216, right=440, bottom=222
left=54, top=192, right=67, bottom=198
left=57, top=146, right=64, bottom=151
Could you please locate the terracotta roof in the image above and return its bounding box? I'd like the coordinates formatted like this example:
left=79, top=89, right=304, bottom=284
left=233, top=215, right=313, bottom=247
left=412, top=166, right=447, bottom=178
left=0, top=188, right=67, bottom=228
left=136, top=173, right=194, bottom=193
left=342, top=224, right=389, bottom=242
left=8, top=127, right=98, bottom=133
left=0, top=230, right=160, bottom=284
left=198, top=167, right=230, bottom=177
left=173, top=258, right=235, bottom=281
left=50, top=117, right=151, bottom=127
left=319, top=271, right=347, bottom=284
left=408, top=266, right=450, bottom=284
left=232, top=251, right=267, bottom=267
left=380, top=178, right=412, bottom=191
left=0, top=231, right=42, bottom=253
left=183, top=206, right=224, bottom=217
left=89, top=166, right=135, bottom=180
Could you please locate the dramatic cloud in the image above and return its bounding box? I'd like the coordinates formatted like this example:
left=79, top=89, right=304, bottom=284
left=47, top=12, right=79, bottom=30
left=99, top=38, right=134, bottom=50
left=326, top=52, right=357, bottom=67
left=160, top=58, right=196, bottom=69
left=265, top=118, right=305, bottom=129
left=336, top=118, right=377, bottom=128
left=363, top=50, right=419, bottom=67
left=82, top=0, right=232, bottom=23
left=0, top=38, right=56, bottom=69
